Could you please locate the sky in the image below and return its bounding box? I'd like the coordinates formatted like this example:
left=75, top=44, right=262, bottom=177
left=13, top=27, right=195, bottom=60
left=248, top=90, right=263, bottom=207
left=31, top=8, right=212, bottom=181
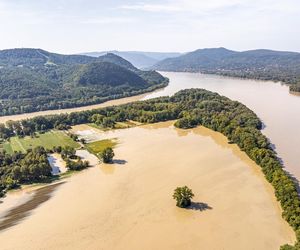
left=0, top=0, right=299, bottom=54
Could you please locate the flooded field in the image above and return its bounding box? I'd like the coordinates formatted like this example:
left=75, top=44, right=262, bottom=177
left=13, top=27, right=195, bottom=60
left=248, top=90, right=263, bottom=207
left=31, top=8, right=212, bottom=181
left=0, top=122, right=294, bottom=249
left=143, top=72, right=300, bottom=180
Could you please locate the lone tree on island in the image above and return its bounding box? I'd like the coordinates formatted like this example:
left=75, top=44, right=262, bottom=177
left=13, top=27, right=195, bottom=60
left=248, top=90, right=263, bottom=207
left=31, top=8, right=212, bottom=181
left=100, top=147, right=115, bottom=163
left=173, top=186, right=194, bottom=208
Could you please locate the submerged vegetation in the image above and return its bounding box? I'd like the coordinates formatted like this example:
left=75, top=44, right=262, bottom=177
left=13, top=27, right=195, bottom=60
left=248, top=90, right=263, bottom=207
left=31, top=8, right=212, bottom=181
left=0, top=88, right=299, bottom=248
left=173, top=186, right=194, bottom=208
left=100, top=147, right=115, bottom=163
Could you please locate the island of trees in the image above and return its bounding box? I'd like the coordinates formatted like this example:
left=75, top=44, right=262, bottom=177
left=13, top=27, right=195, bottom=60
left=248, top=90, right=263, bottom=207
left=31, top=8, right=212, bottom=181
left=100, top=147, right=115, bottom=163
left=173, top=186, right=194, bottom=208
left=0, top=88, right=299, bottom=248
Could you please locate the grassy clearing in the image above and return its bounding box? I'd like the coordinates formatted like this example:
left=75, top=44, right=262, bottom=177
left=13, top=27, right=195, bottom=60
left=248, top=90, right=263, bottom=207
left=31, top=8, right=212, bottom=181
left=85, top=139, right=117, bottom=157
left=2, top=130, right=80, bottom=154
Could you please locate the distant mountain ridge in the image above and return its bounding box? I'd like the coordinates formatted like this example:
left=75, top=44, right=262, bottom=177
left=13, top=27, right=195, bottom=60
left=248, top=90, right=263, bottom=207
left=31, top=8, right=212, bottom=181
left=80, top=51, right=182, bottom=68
left=0, top=48, right=168, bottom=116
left=152, top=47, right=300, bottom=90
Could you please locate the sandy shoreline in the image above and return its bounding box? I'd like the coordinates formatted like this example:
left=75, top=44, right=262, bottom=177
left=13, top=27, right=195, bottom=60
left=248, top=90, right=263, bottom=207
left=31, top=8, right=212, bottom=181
left=0, top=122, right=295, bottom=249
left=0, top=91, right=158, bottom=123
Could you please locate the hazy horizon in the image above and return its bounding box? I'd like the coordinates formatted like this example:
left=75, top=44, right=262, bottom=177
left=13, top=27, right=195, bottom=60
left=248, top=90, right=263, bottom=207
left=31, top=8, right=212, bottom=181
left=2, top=47, right=300, bottom=56
left=0, top=0, right=299, bottom=54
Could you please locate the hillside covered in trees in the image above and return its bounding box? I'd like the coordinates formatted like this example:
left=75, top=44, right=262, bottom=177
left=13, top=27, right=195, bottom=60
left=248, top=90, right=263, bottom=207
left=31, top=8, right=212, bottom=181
left=0, top=49, right=168, bottom=116
left=81, top=51, right=182, bottom=68
left=152, top=47, right=300, bottom=91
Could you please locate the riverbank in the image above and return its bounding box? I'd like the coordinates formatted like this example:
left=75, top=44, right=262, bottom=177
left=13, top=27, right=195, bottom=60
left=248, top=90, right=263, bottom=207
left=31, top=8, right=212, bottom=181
left=0, top=86, right=166, bottom=123
left=0, top=122, right=295, bottom=249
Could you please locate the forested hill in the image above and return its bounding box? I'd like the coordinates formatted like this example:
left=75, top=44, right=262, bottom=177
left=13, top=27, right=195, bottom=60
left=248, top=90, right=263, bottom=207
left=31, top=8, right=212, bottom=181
left=0, top=48, right=96, bottom=66
left=0, top=49, right=140, bottom=71
left=152, top=47, right=300, bottom=91
left=81, top=51, right=182, bottom=68
left=0, top=49, right=168, bottom=116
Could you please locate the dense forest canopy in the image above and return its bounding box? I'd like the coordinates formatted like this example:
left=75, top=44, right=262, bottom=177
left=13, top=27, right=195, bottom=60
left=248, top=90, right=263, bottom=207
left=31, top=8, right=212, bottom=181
left=152, top=47, right=300, bottom=91
left=0, top=147, right=52, bottom=191
left=0, top=49, right=168, bottom=116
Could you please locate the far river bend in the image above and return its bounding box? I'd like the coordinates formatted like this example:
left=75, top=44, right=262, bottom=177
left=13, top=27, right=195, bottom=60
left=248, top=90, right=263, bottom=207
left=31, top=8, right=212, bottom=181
left=143, top=72, right=300, bottom=181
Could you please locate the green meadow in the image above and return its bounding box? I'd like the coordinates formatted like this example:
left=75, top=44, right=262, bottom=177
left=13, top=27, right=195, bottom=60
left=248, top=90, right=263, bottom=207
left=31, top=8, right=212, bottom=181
left=2, top=130, right=79, bottom=154
left=85, top=139, right=117, bottom=156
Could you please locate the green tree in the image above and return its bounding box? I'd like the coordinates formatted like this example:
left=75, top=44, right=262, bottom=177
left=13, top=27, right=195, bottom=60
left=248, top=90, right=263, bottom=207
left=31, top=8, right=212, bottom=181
left=173, top=186, right=194, bottom=208
left=102, top=117, right=116, bottom=128
left=100, top=147, right=115, bottom=163
left=3, top=176, right=18, bottom=189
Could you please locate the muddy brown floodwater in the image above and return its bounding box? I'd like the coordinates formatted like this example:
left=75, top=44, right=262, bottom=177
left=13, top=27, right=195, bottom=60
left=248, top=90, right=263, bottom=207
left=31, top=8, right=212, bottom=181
left=0, top=122, right=295, bottom=249
left=143, top=72, right=300, bottom=180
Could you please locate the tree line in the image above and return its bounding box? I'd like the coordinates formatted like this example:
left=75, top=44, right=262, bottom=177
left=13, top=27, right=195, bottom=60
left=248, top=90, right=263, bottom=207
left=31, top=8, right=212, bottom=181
left=0, top=145, right=90, bottom=197
left=0, top=147, right=52, bottom=195
left=290, top=84, right=300, bottom=93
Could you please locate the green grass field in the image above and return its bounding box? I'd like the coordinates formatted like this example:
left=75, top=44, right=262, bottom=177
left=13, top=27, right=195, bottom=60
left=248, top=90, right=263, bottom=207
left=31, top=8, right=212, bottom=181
left=85, top=139, right=117, bottom=156
left=2, top=130, right=80, bottom=154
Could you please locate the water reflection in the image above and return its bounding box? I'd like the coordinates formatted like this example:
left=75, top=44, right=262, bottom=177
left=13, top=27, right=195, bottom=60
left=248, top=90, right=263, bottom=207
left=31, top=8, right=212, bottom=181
left=100, top=164, right=116, bottom=175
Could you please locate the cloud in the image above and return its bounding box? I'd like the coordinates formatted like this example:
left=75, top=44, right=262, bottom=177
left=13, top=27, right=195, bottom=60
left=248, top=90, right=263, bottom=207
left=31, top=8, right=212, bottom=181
left=0, top=0, right=300, bottom=53
left=120, top=0, right=245, bottom=13
left=120, top=3, right=181, bottom=12
left=80, top=17, right=135, bottom=25
left=120, top=0, right=300, bottom=14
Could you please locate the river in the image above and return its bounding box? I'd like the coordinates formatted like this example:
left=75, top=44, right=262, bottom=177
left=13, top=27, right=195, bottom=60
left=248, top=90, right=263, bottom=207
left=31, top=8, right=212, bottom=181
left=143, top=72, right=300, bottom=180
left=0, top=72, right=298, bottom=180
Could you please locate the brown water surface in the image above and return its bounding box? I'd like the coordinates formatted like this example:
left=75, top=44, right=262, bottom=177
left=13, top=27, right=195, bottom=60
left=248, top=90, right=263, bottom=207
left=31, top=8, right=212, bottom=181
left=0, top=122, right=295, bottom=249
left=143, top=72, right=300, bottom=180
